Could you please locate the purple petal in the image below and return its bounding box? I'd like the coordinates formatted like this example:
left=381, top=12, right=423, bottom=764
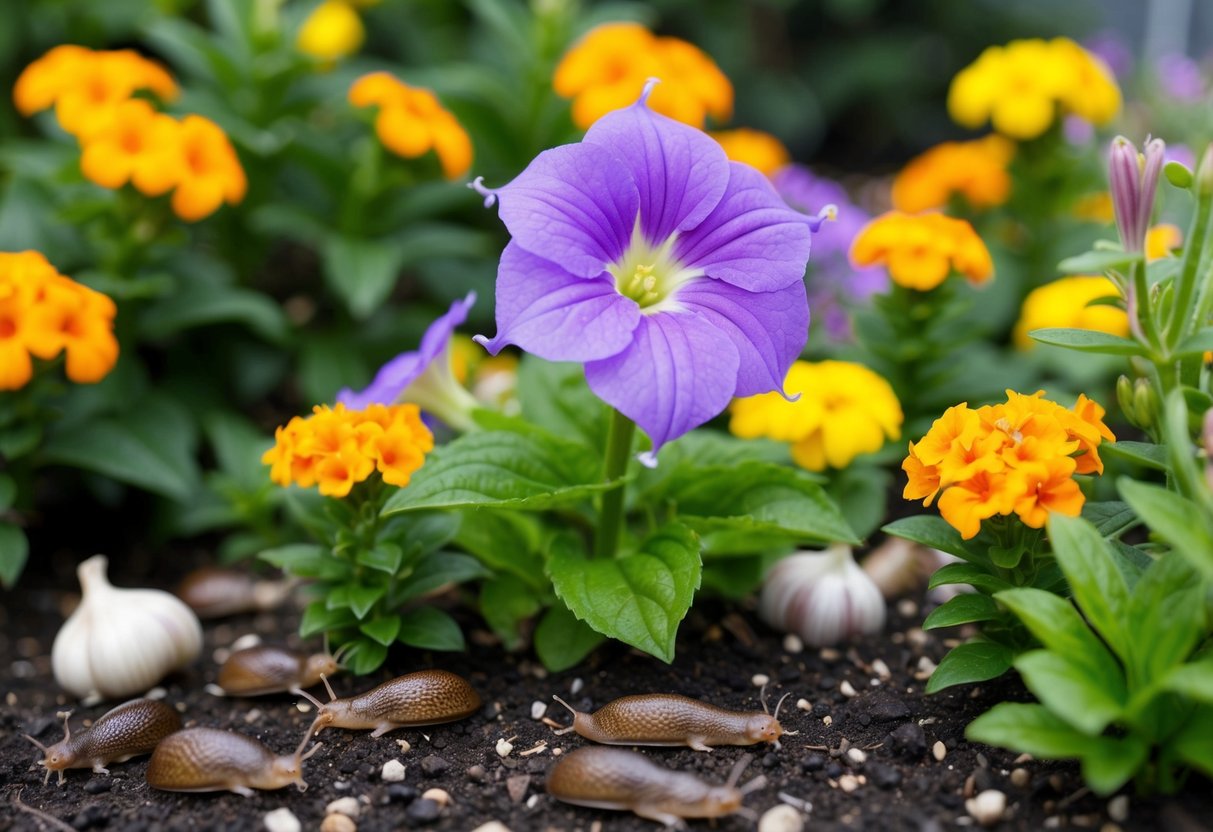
left=492, top=142, right=639, bottom=278
left=583, top=96, right=729, bottom=246
left=474, top=242, right=639, bottom=362
left=675, top=162, right=813, bottom=292
left=675, top=277, right=807, bottom=398
left=585, top=311, right=740, bottom=455
left=337, top=292, right=475, bottom=409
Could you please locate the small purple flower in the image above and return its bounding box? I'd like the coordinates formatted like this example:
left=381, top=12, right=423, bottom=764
left=1109, top=136, right=1166, bottom=253
left=337, top=292, right=480, bottom=431
left=472, top=81, right=818, bottom=458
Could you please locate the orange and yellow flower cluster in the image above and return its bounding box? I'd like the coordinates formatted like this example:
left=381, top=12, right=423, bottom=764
left=948, top=38, right=1120, bottom=140
left=903, top=391, right=1114, bottom=539
left=0, top=251, right=118, bottom=391
left=262, top=402, right=433, bottom=498
left=554, top=22, right=733, bottom=130
left=15, top=46, right=246, bottom=222
left=850, top=212, right=993, bottom=291
left=730, top=360, right=903, bottom=472
left=892, top=135, right=1015, bottom=213
left=349, top=73, right=473, bottom=180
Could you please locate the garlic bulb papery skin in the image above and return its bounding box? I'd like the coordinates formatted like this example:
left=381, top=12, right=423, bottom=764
left=759, top=544, right=887, bottom=647
left=53, top=555, right=203, bottom=700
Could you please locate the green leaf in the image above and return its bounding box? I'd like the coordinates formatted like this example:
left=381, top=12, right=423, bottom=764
left=515, top=356, right=607, bottom=453
left=393, top=551, right=488, bottom=603
left=1081, top=500, right=1140, bottom=536
left=0, top=473, right=15, bottom=510
left=394, top=512, right=462, bottom=560
left=0, top=522, right=29, bottom=588
left=831, top=465, right=890, bottom=541
left=1058, top=249, right=1141, bottom=274
left=927, top=563, right=1013, bottom=594
left=357, top=542, right=404, bottom=574
left=346, top=585, right=386, bottom=619
left=1046, top=514, right=1131, bottom=664
left=883, top=515, right=983, bottom=562
left=480, top=575, right=542, bottom=650
left=1102, top=441, right=1168, bottom=471
left=534, top=603, right=605, bottom=672
left=1174, top=707, right=1213, bottom=778
left=322, top=234, right=406, bottom=320
left=1028, top=328, right=1144, bottom=356
left=396, top=607, right=465, bottom=651
left=381, top=429, right=606, bottom=514
left=1175, top=328, right=1213, bottom=358
left=259, top=543, right=331, bottom=577
left=0, top=422, right=40, bottom=459
left=1163, top=662, right=1213, bottom=705
left=343, top=638, right=389, bottom=675
left=138, top=283, right=288, bottom=343
left=923, top=594, right=1000, bottom=629
left=1119, top=478, right=1213, bottom=580
left=1013, top=649, right=1124, bottom=735
left=453, top=509, right=545, bottom=588
left=1126, top=552, right=1206, bottom=682
left=360, top=616, right=403, bottom=647
left=995, top=589, right=1124, bottom=689
left=925, top=641, right=1014, bottom=693
left=548, top=523, right=701, bottom=663
left=300, top=600, right=356, bottom=638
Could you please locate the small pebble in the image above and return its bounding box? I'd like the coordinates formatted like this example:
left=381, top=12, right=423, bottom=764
left=795, top=698, right=812, bottom=712
left=70, top=804, right=109, bottom=830
left=244, top=708, right=263, bottom=724
left=966, top=789, right=1007, bottom=827
left=420, top=755, right=450, bottom=776
left=386, top=784, right=418, bottom=804
left=525, top=794, right=541, bottom=809
left=466, top=765, right=487, bottom=782
left=819, top=647, right=842, bottom=662
left=839, top=680, right=858, bottom=698
left=758, top=803, right=804, bottom=832
left=752, top=673, right=771, bottom=687
left=319, top=816, right=355, bottom=832
left=326, top=797, right=361, bottom=819
left=507, top=774, right=531, bottom=803
left=570, top=678, right=584, bottom=695
left=896, top=598, right=919, bottom=617
left=145, top=687, right=167, bottom=700
left=867, top=762, right=902, bottom=790
left=5, top=692, right=17, bottom=706
left=422, top=788, right=451, bottom=807
left=405, top=799, right=441, bottom=824
left=1010, top=768, right=1030, bottom=788
left=871, top=658, right=891, bottom=679
left=496, top=737, right=515, bottom=757
left=396, top=740, right=411, bottom=754
left=263, top=808, right=301, bottom=832
left=231, top=633, right=261, bottom=651
left=932, top=740, right=947, bottom=762
left=471, top=824, right=512, bottom=832
left=530, top=701, right=547, bottom=720
left=822, top=715, right=833, bottom=726
left=846, top=747, right=867, bottom=765
left=83, top=778, right=112, bottom=794
left=782, top=634, right=804, bottom=654
left=381, top=759, right=406, bottom=782
left=1107, top=795, right=1129, bottom=823
left=838, top=773, right=860, bottom=792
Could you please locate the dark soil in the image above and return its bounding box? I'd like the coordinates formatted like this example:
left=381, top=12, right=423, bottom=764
left=2, top=552, right=1211, bottom=832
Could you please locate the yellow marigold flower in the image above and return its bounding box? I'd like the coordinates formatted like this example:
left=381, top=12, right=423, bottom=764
left=891, top=135, right=1015, bottom=213
left=349, top=72, right=473, bottom=179
left=1145, top=223, right=1182, bottom=261
left=170, top=115, right=247, bottom=222
left=1013, top=275, right=1126, bottom=349
left=730, top=360, right=903, bottom=471
left=850, top=211, right=993, bottom=291
left=1010, top=456, right=1083, bottom=528
left=79, top=98, right=181, bottom=196
left=553, top=22, right=732, bottom=129
left=712, top=128, right=790, bottom=177
left=297, top=0, right=365, bottom=63
left=948, top=37, right=1119, bottom=140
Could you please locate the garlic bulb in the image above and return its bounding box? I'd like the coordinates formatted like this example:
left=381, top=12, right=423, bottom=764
left=53, top=555, right=203, bottom=700
left=759, top=544, right=886, bottom=647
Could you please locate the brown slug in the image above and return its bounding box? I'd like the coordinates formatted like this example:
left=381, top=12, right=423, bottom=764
left=216, top=644, right=340, bottom=696
left=24, top=698, right=182, bottom=785
left=299, top=670, right=481, bottom=738
left=174, top=567, right=293, bottom=619
left=545, top=746, right=765, bottom=828
left=550, top=691, right=789, bottom=751
left=145, top=725, right=320, bottom=796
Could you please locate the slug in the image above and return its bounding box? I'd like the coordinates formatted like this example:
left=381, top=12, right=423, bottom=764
left=174, top=567, right=293, bottom=619
left=299, top=670, right=481, bottom=738
left=550, top=691, right=790, bottom=751
left=24, top=698, right=182, bottom=785
left=217, top=644, right=341, bottom=696
left=145, top=725, right=320, bottom=796
left=546, top=746, right=765, bottom=828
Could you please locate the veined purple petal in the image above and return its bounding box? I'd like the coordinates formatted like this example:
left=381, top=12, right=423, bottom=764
left=474, top=242, right=640, bottom=362
left=675, top=277, right=808, bottom=398
left=337, top=292, right=475, bottom=409
left=494, top=142, right=639, bottom=278
left=674, top=162, right=813, bottom=292
left=583, top=93, right=729, bottom=246
left=585, top=311, right=740, bottom=455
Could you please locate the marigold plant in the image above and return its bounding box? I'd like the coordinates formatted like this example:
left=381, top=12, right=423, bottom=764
left=891, top=135, right=1015, bottom=213
left=349, top=72, right=473, bottom=179
left=902, top=391, right=1114, bottom=539
left=730, top=360, right=903, bottom=471
left=170, top=115, right=248, bottom=221
left=78, top=98, right=181, bottom=197
left=0, top=251, right=119, bottom=390
left=553, top=22, right=732, bottom=129
left=712, top=128, right=790, bottom=177
left=1013, top=275, right=1128, bottom=349
left=850, top=211, right=993, bottom=291
left=262, top=402, right=433, bottom=498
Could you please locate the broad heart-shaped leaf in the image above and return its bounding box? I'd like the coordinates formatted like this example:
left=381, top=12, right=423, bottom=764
left=1028, top=328, right=1145, bottom=356
left=1118, top=477, right=1213, bottom=580
left=0, top=522, right=29, bottom=588
left=1046, top=514, right=1132, bottom=666
left=927, top=563, right=1013, bottom=594
left=360, top=616, right=402, bottom=647
left=1102, top=441, right=1168, bottom=472
left=882, top=515, right=984, bottom=563
left=534, top=602, right=606, bottom=672
left=321, top=233, right=406, bottom=320
left=1175, top=327, right=1213, bottom=358
left=381, top=429, right=606, bottom=515
left=925, top=641, right=1014, bottom=693
left=1013, top=650, right=1125, bottom=736
left=548, top=524, right=701, bottom=663
left=480, top=575, right=543, bottom=650
left=516, top=357, right=608, bottom=454
left=923, top=594, right=1000, bottom=629
left=396, top=607, right=465, bottom=651
left=966, top=702, right=1148, bottom=796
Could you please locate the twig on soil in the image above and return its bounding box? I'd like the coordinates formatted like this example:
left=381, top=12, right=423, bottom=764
left=1057, top=786, right=1091, bottom=809
left=7, top=786, right=75, bottom=832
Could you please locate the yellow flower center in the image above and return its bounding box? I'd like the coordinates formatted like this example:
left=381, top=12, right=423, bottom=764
left=609, top=221, right=699, bottom=313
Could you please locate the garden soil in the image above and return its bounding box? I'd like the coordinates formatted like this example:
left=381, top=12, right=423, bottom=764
left=2, top=547, right=1211, bottom=832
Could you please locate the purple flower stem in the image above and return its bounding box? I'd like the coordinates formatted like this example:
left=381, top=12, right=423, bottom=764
left=594, top=409, right=637, bottom=558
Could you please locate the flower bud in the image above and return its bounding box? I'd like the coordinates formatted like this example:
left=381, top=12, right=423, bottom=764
left=1116, top=374, right=1136, bottom=425
left=1109, top=136, right=1166, bottom=252
left=1133, top=378, right=1157, bottom=429
left=1164, top=160, right=1194, bottom=189
left=759, top=544, right=886, bottom=647
left=1198, top=144, right=1213, bottom=196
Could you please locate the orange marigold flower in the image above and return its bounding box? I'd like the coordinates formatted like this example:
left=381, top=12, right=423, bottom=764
left=1012, top=275, right=1127, bottom=350
left=553, top=22, right=732, bottom=130
left=79, top=98, right=181, bottom=196
left=891, top=135, right=1015, bottom=213
left=170, top=115, right=247, bottom=221
left=902, top=443, right=942, bottom=506
left=850, top=211, right=993, bottom=291
left=349, top=72, right=473, bottom=179
left=1010, top=456, right=1083, bottom=528
left=712, top=128, right=790, bottom=177
left=937, top=471, right=1016, bottom=540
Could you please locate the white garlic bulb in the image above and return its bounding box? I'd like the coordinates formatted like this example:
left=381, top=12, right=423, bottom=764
left=759, top=544, right=886, bottom=647
left=53, top=555, right=203, bottom=700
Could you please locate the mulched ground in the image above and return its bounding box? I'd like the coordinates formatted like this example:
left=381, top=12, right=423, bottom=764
left=2, top=548, right=1211, bottom=832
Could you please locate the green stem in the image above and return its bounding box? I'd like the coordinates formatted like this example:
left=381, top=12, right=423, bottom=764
left=594, top=409, right=636, bottom=559
left=1168, top=185, right=1213, bottom=347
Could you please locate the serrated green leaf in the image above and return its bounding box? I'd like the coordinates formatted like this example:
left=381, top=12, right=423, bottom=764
left=1046, top=514, right=1132, bottom=664
left=548, top=524, right=701, bottom=663
left=534, top=603, right=605, bottom=671
left=1058, top=249, right=1141, bottom=274
left=883, top=515, right=984, bottom=562
left=480, top=575, right=542, bottom=650
left=927, top=563, right=1013, bottom=594
left=0, top=522, right=29, bottom=587
left=397, top=607, right=465, bottom=651
left=1028, top=328, right=1144, bottom=356
left=300, top=601, right=356, bottom=637
left=393, top=552, right=488, bottom=603
left=1013, top=650, right=1124, bottom=735
left=1102, top=442, right=1168, bottom=471
left=1118, top=478, right=1213, bottom=579
left=925, top=641, right=1014, bottom=693
left=360, top=616, right=402, bottom=646
left=358, top=542, right=404, bottom=574
left=923, top=594, right=1000, bottom=629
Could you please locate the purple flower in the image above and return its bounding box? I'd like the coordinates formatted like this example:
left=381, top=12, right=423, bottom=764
left=1109, top=136, right=1165, bottom=254
left=1156, top=53, right=1204, bottom=101
left=472, top=81, right=817, bottom=458
left=337, top=292, right=481, bottom=431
